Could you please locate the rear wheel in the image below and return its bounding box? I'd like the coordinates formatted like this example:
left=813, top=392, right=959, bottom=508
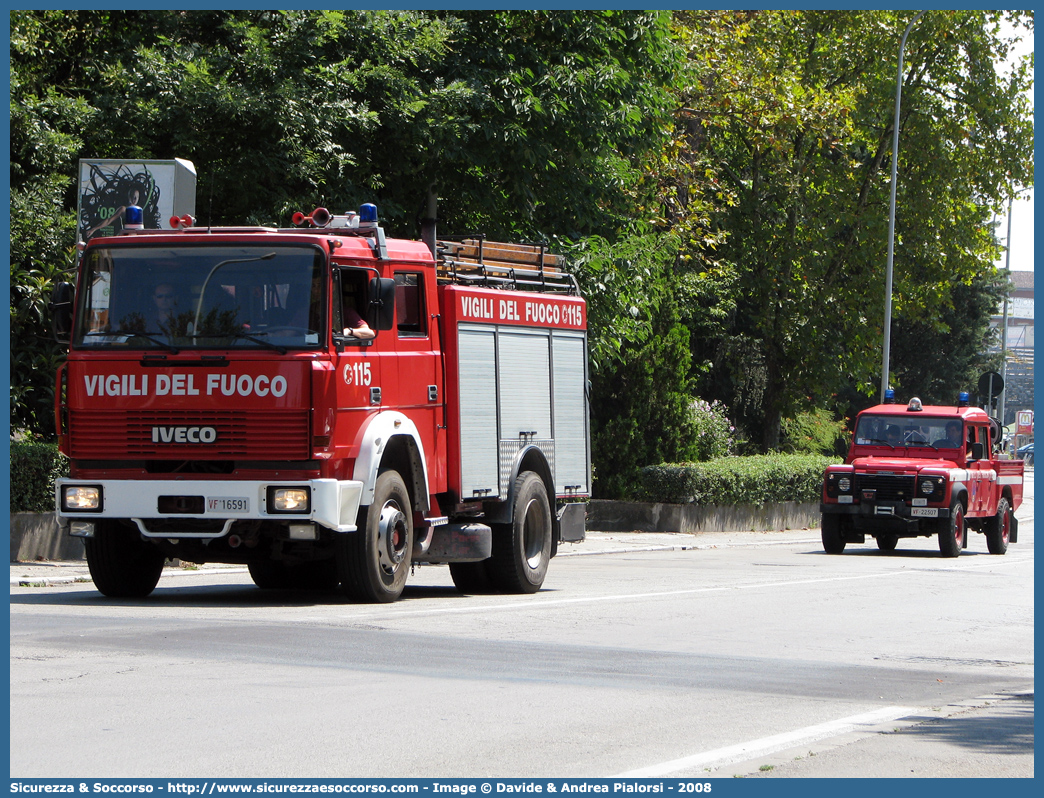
left=876, top=533, right=898, bottom=552
left=85, top=520, right=165, bottom=598
left=938, top=499, right=965, bottom=558
left=337, top=470, right=413, bottom=603
left=487, top=471, right=553, bottom=593
left=821, top=514, right=846, bottom=554
left=985, top=497, right=1011, bottom=555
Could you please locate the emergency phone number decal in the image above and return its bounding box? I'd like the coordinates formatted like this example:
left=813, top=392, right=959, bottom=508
left=457, top=292, right=585, bottom=329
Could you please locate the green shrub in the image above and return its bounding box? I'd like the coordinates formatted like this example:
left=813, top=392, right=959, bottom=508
left=780, top=409, right=849, bottom=455
left=639, top=453, right=840, bottom=506
left=10, top=440, right=69, bottom=512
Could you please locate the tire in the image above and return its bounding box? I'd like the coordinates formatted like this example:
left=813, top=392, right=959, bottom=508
left=84, top=520, right=165, bottom=598
left=821, top=514, right=846, bottom=554
left=448, top=561, right=493, bottom=594
left=985, top=497, right=1011, bottom=555
left=938, top=499, right=965, bottom=558
left=249, top=559, right=338, bottom=590
left=336, top=470, right=413, bottom=603
left=487, top=471, right=553, bottom=593
left=876, top=533, right=898, bottom=552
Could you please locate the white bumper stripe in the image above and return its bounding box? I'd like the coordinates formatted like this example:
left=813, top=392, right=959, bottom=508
left=56, top=478, right=363, bottom=536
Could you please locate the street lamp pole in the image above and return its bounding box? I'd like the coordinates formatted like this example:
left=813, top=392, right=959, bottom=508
left=998, top=191, right=1014, bottom=427
left=880, top=10, right=927, bottom=403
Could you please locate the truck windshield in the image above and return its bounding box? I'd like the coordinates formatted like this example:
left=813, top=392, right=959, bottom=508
left=74, top=244, right=325, bottom=350
left=854, top=415, right=966, bottom=450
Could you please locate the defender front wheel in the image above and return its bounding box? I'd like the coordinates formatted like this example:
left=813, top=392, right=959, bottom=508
left=938, top=499, right=965, bottom=558
left=821, top=514, right=846, bottom=554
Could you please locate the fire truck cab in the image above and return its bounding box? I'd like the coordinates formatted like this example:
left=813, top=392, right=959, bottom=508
left=53, top=204, right=590, bottom=601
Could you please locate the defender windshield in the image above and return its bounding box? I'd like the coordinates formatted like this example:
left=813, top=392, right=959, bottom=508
left=854, top=415, right=966, bottom=450
left=74, top=245, right=324, bottom=350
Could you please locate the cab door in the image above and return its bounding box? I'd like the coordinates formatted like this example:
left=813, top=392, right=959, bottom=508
left=387, top=269, right=445, bottom=495
left=967, top=424, right=992, bottom=516
left=331, top=266, right=382, bottom=458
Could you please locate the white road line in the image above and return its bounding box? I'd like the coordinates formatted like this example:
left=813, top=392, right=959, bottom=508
left=312, top=554, right=1032, bottom=623
left=615, top=705, right=916, bottom=777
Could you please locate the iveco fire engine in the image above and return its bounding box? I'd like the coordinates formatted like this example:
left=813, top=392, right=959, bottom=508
left=52, top=203, right=590, bottom=601
left=820, top=392, right=1023, bottom=557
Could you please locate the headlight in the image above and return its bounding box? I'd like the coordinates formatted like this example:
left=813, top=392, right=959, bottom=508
left=267, top=486, right=310, bottom=513
left=62, top=485, right=102, bottom=512
left=917, top=477, right=945, bottom=502
left=825, top=472, right=853, bottom=498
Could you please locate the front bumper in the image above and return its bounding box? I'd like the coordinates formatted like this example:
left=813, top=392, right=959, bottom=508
left=56, top=478, right=363, bottom=538
left=820, top=501, right=951, bottom=521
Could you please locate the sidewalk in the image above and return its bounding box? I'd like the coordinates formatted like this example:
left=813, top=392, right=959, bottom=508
left=10, top=528, right=821, bottom=588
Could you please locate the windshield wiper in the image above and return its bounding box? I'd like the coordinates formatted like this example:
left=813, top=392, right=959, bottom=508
left=86, top=329, right=180, bottom=354
left=225, top=330, right=287, bottom=354
left=866, top=438, right=900, bottom=449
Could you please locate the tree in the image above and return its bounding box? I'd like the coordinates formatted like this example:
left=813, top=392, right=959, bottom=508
left=673, top=10, right=1033, bottom=449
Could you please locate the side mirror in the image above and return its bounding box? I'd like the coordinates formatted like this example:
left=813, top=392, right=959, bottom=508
left=970, top=441, right=985, bottom=461
left=49, top=282, right=75, bottom=343
left=368, top=277, right=396, bottom=331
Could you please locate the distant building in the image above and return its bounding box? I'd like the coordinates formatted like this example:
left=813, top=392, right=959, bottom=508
left=990, top=270, right=1033, bottom=430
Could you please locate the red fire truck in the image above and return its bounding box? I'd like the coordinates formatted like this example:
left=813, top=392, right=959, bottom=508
left=820, top=392, right=1023, bottom=557
left=51, top=203, right=590, bottom=601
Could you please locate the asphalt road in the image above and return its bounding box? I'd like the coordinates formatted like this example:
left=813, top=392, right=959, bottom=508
left=10, top=474, right=1033, bottom=779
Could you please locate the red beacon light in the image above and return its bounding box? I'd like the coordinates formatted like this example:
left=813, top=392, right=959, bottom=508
left=169, top=214, right=195, bottom=230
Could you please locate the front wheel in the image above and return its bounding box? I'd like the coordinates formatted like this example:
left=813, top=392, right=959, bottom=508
left=487, top=471, right=553, bottom=593
left=84, top=520, right=165, bottom=598
left=821, top=514, right=846, bottom=554
left=337, top=470, right=413, bottom=603
left=938, top=499, right=965, bottom=558
left=985, top=497, right=1011, bottom=555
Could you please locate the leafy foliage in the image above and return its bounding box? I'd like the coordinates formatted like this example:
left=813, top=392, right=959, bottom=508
left=10, top=440, right=70, bottom=513
left=688, top=398, right=735, bottom=461
left=779, top=409, right=849, bottom=456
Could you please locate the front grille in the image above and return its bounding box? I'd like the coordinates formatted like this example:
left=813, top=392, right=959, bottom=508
left=68, top=409, right=310, bottom=460
left=854, top=473, right=916, bottom=502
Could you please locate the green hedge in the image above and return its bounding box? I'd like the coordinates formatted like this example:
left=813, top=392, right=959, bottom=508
left=10, top=440, right=69, bottom=513
left=639, top=454, right=840, bottom=506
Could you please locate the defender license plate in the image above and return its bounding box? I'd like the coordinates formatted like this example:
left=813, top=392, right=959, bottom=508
left=207, top=497, right=250, bottom=513
left=911, top=507, right=939, bottom=518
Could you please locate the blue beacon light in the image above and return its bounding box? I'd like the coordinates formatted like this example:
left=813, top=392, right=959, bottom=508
left=359, top=203, right=378, bottom=225
left=124, top=205, right=144, bottom=229
left=883, top=389, right=896, bottom=404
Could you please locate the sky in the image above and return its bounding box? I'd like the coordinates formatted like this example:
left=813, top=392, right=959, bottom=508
left=994, top=18, right=1034, bottom=274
